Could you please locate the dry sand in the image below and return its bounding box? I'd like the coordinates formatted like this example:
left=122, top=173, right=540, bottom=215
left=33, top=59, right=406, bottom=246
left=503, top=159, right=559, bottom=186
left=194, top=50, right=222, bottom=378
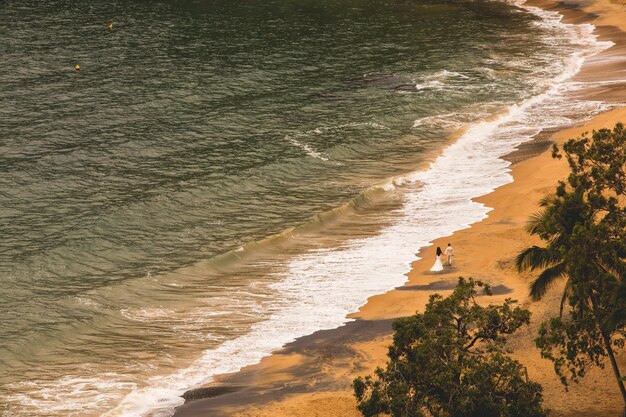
left=172, top=0, right=626, bottom=416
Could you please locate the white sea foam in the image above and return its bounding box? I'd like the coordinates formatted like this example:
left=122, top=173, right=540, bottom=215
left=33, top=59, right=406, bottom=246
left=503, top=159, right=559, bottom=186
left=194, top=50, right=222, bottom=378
left=8, top=374, right=138, bottom=417
left=410, top=69, right=473, bottom=92
left=10, top=3, right=614, bottom=417
left=412, top=111, right=488, bottom=129
left=310, top=121, right=390, bottom=134
left=286, top=121, right=390, bottom=160
left=74, top=296, right=103, bottom=308
left=412, top=79, right=444, bottom=91
left=286, top=136, right=329, bottom=161
left=120, top=307, right=176, bottom=322
left=433, top=69, right=470, bottom=79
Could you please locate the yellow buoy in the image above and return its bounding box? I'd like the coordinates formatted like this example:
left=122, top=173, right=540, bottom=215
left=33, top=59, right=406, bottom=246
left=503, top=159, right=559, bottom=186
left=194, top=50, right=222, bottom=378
left=108, top=23, right=113, bottom=30
left=75, top=64, right=81, bottom=71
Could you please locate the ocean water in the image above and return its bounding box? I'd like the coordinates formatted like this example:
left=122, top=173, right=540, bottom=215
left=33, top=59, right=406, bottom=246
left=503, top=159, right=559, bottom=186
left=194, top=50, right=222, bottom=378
left=0, top=0, right=612, bottom=416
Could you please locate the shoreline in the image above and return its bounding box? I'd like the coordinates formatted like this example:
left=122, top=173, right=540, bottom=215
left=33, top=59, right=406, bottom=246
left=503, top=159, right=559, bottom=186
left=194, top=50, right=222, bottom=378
left=172, top=1, right=626, bottom=416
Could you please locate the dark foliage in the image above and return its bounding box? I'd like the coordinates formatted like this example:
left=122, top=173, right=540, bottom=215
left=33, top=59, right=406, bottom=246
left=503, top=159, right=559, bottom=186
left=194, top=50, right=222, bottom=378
left=353, top=278, right=548, bottom=417
left=516, top=123, right=626, bottom=408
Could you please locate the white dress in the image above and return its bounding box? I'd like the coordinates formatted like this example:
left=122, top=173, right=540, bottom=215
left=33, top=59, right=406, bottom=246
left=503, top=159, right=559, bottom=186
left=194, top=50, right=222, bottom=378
left=430, top=255, right=443, bottom=272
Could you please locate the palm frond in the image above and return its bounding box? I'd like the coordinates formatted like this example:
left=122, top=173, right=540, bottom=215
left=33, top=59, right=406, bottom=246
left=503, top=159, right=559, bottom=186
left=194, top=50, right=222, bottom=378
left=530, top=262, right=567, bottom=301
left=525, top=210, right=548, bottom=236
left=598, top=258, right=626, bottom=282
left=515, top=246, right=559, bottom=272
left=605, top=308, right=626, bottom=331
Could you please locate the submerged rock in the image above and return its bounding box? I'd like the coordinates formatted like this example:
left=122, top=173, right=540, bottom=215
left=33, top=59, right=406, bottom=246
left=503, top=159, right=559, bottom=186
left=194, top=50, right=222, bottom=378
left=393, top=83, right=419, bottom=92
left=181, top=385, right=244, bottom=402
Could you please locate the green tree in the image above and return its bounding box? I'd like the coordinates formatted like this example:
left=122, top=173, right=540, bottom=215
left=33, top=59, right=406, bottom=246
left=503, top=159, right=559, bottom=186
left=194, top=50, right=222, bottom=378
left=516, top=123, right=626, bottom=413
left=353, top=278, right=547, bottom=417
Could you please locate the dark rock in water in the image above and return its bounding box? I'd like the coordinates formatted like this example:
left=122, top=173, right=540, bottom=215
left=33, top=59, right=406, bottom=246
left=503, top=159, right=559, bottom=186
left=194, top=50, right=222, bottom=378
left=393, top=83, right=418, bottom=92
left=181, top=385, right=244, bottom=402
left=312, top=93, right=351, bottom=101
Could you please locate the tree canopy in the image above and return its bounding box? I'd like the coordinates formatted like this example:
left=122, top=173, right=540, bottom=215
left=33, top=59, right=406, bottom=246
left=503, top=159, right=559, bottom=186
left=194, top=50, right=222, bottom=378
left=353, top=278, right=547, bottom=417
left=516, top=123, right=626, bottom=410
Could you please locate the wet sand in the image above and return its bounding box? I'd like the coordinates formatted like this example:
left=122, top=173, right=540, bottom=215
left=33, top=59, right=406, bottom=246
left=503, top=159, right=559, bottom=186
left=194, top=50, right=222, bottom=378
left=172, top=0, right=626, bottom=415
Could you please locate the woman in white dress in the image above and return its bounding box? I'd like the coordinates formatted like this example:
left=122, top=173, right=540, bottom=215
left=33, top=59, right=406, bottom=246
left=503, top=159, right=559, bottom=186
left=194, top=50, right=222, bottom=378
left=430, top=246, right=444, bottom=272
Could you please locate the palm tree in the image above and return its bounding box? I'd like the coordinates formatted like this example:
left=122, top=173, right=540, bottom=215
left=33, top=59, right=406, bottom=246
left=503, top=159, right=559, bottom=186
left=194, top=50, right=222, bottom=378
left=516, top=182, right=626, bottom=413
left=515, top=185, right=586, bottom=314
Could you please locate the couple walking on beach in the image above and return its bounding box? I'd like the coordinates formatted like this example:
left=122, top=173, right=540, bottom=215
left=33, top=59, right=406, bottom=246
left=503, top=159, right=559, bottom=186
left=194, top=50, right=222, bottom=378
left=430, top=243, right=454, bottom=272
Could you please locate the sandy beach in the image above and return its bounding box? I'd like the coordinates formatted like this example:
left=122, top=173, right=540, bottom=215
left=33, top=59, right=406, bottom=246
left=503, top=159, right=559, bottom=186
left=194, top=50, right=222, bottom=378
left=172, top=1, right=626, bottom=416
